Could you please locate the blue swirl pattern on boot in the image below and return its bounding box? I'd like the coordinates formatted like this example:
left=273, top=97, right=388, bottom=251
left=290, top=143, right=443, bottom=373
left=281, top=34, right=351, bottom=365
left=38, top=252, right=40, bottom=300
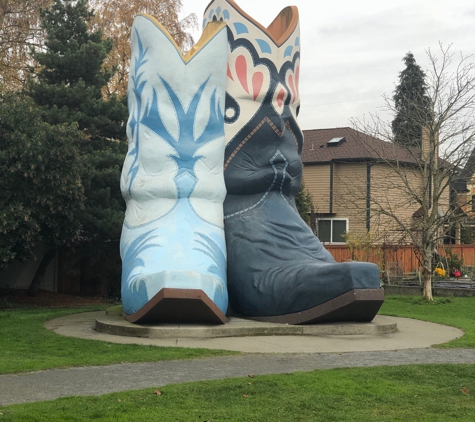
left=120, top=15, right=229, bottom=317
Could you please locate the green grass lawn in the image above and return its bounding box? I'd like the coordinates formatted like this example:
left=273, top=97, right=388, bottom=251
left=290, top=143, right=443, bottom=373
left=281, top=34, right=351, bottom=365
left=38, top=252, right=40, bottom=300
left=379, top=295, right=475, bottom=348
left=0, top=306, right=236, bottom=375
left=0, top=296, right=474, bottom=375
left=1, top=296, right=475, bottom=420
left=2, top=364, right=475, bottom=421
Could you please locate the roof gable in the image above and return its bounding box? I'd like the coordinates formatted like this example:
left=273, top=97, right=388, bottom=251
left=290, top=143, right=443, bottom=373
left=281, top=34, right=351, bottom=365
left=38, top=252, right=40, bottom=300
left=302, top=127, right=418, bottom=164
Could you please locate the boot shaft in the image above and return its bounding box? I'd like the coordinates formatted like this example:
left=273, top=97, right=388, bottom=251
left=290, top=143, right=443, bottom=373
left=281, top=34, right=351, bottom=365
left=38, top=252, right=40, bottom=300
left=121, top=15, right=228, bottom=228
left=204, top=0, right=303, bottom=207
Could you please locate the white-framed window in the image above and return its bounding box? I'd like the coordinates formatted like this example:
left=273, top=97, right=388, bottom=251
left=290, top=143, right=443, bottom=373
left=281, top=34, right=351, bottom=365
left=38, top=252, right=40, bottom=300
left=317, top=218, right=348, bottom=244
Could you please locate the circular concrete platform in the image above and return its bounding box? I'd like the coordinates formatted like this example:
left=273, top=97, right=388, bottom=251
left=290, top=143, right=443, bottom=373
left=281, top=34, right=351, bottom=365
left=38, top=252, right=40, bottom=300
left=95, top=306, right=398, bottom=339
left=45, top=309, right=464, bottom=353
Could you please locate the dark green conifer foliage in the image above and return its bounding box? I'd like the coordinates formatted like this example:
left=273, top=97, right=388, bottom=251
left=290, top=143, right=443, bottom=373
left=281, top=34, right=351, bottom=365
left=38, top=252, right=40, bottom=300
left=295, top=182, right=317, bottom=235
left=0, top=91, right=84, bottom=271
left=27, top=0, right=127, bottom=254
left=392, top=52, right=431, bottom=147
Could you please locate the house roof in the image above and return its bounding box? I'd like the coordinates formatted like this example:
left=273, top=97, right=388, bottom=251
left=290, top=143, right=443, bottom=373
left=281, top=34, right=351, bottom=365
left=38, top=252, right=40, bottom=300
left=302, top=127, right=418, bottom=164
left=302, top=127, right=466, bottom=193
left=455, top=147, right=475, bottom=192
left=461, top=148, right=475, bottom=179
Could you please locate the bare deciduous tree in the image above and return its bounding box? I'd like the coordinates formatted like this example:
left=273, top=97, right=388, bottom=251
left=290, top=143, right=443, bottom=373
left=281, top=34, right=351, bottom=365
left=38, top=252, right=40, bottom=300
left=90, top=0, right=197, bottom=98
left=0, top=0, right=51, bottom=89
left=349, top=44, right=475, bottom=300
left=0, top=0, right=196, bottom=95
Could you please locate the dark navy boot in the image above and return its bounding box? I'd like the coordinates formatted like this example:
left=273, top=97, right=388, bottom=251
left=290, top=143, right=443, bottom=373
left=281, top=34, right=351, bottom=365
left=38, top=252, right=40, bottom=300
left=204, top=0, right=384, bottom=323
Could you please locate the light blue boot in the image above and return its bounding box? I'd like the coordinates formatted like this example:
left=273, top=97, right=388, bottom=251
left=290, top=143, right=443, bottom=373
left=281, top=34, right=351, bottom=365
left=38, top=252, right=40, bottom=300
left=120, top=15, right=229, bottom=323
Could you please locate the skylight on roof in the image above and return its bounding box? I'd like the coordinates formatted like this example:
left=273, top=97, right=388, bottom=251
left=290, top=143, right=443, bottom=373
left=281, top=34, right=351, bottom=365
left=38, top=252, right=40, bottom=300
left=327, top=137, right=346, bottom=146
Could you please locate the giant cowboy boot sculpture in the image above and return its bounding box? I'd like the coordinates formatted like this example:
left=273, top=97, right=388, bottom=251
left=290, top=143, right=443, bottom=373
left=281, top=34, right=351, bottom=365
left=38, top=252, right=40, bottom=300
left=120, top=14, right=229, bottom=324
left=204, top=0, right=384, bottom=323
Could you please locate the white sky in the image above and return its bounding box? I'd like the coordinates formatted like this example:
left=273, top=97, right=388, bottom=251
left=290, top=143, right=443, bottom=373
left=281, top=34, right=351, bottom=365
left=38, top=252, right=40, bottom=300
left=180, top=0, right=475, bottom=130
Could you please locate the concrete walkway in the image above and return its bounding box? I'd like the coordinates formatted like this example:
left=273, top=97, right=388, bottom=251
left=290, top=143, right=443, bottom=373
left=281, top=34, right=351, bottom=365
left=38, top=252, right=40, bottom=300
left=2, top=349, right=475, bottom=406
left=0, top=310, right=474, bottom=406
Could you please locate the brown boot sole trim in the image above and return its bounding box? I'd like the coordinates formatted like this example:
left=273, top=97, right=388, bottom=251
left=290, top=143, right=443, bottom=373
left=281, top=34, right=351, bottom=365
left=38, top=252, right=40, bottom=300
left=244, top=289, right=385, bottom=325
left=124, top=288, right=228, bottom=325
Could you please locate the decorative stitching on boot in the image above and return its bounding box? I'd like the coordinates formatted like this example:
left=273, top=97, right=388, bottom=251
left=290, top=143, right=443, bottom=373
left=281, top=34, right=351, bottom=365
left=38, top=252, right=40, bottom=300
left=224, top=117, right=267, bottom=170
left=286, top=122, right=299, bottom=151
left=224, top=170, right=277, bottom=219
left=224, top=117, right=298, bottom=170
left=271, top=150, right=289, bottom=202
left=224, top=149, right=290, bottom=219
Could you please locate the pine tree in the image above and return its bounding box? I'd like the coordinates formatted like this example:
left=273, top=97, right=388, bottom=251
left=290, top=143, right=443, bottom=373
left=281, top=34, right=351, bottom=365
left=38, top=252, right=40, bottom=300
left=27, top=0, right=128, bottom=293
left=28, top=0, right=127, bottom=242
left=391, top=52, right=431, bottom=147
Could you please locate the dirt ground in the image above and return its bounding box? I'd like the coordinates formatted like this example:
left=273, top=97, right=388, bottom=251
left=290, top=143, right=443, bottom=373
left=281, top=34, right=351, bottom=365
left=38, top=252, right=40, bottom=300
left=0, top=288, right=112, bottom=310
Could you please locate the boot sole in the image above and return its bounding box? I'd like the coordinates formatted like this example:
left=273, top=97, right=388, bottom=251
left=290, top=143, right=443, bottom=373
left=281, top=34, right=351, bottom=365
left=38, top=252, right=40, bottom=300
left=245, top=289, right=385, bottom=325
left=124, top=288, right=228, bottom=325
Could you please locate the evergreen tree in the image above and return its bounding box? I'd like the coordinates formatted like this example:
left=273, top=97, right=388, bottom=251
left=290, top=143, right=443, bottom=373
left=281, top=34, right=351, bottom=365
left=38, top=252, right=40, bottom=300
left=295, top=182, right=317, bottom=235
left=27, top=0, right=127, bottom=293
left=391, top=52, right=431, bottom=147
left=28, top=0, right=127, bottom=245
left=0, top=91, right=84, bottom=294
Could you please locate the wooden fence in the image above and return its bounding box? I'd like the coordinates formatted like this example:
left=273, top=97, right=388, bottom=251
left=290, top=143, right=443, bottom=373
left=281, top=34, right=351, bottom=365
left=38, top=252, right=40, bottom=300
left=325, top=244, right=475, bottom=274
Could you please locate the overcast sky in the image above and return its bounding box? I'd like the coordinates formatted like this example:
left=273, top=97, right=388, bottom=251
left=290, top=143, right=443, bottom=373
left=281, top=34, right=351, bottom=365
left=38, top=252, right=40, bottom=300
left=180, top=0, right=475, bottom=130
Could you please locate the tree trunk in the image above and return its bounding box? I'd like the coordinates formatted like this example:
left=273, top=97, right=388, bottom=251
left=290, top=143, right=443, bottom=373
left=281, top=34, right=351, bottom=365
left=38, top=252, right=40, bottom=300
left=422, top=269, right=433, bottom=300
left=422, top=248, right=434, bottom=301
left=422, top=265, right=434, bottom=300
left=27, top=247, right=57, bottom=297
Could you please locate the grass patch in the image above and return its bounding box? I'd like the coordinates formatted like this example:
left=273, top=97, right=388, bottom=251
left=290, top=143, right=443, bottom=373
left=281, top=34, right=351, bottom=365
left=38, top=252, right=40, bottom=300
left=0, top=307, right=236, bottom=375
left=379, top=296, right=475, bottom=348
left=1, top=295, right=473, bottom=375
left=1, top=364, right=475, bottom=421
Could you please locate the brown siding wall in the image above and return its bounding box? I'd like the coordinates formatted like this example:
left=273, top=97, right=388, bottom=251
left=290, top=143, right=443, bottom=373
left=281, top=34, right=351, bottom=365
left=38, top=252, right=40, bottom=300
left=437, top=175, right=451, bottom=212
left=302, top=164, right=331, bottom=213
left=303, top=161, right=452, bottom=245
left=369, top=164, right=423, bottom=243
left=333, top=163, right=368, bottom=237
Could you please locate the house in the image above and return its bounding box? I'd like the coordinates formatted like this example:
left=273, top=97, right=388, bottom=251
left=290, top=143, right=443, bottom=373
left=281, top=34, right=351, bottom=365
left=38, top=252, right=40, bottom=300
left=451, top=148, right=475, bottom=243
left=456, top=148, right=475, bottom=215
left=301, top=127, right=452, bottom=245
